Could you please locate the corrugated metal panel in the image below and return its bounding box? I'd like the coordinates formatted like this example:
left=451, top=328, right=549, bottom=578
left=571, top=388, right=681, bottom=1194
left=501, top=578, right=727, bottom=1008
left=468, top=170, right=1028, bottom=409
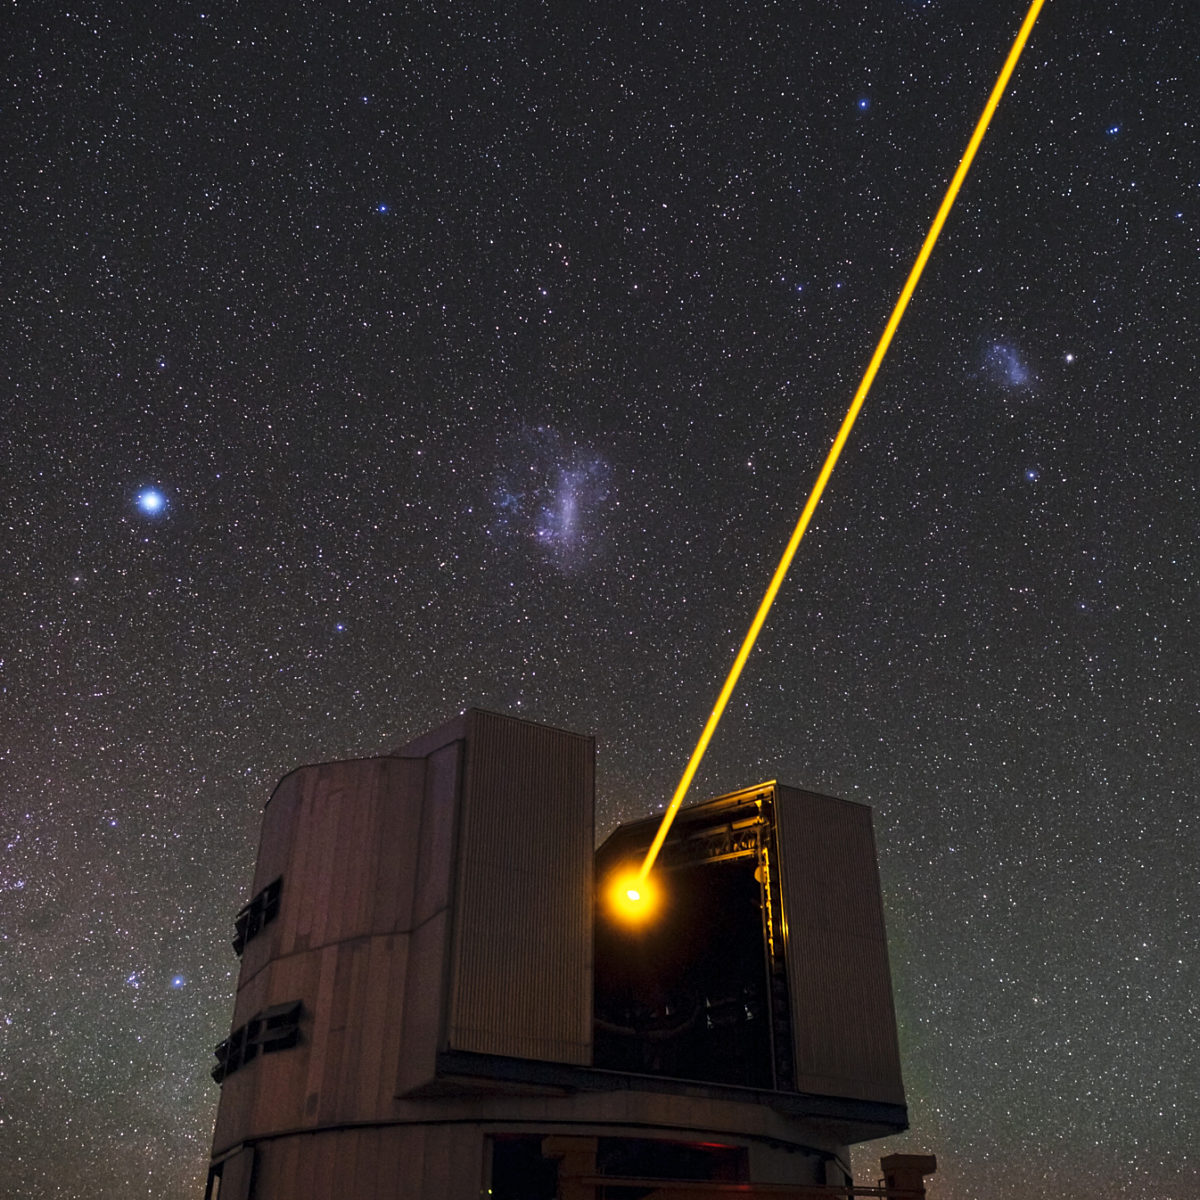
left=217, top=753, right=432, bottom=1148
left=255, top=770, right=302, bottom=894
left=217, top=711, right=596, bottom=1159
left=773, top=784, right=905, bottom=1106
left=236, top=770, right=302, bottom=987
left=411, top=741, right=461, bottom=926
left=370, top=758, right=427, bottom=933
left=447, top=709, right=594, bottom=1064
left=250, top=1125, right=482, bottom=1200
left=397, top=909, right=448, bottom=1093
left=257, top=758, right=427, bottom=959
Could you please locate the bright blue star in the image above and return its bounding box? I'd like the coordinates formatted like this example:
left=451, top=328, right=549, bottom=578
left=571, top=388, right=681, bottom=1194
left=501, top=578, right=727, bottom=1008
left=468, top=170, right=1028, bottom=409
left=857, top=96, right=871, bottom=112
left=1025, top=468, right=1040, bottom=482
left=375, top=202, right=389, bottom=214
left=1106, top=124, right=1121, bottom=136
left=170, top=975, right=186, bottom=990
left=136, top=488, right=166, bottom=515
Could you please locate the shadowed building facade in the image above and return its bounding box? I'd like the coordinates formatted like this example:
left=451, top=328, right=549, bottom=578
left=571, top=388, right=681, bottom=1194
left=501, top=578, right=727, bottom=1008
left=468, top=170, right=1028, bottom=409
left=205, top=710, right=929, bottom=1199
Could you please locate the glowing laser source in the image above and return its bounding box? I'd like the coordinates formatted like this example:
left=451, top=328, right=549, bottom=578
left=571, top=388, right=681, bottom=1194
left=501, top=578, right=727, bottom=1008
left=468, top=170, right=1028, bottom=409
left=637, top=0, right=1047, bottom=886
left=607, top=869, right=659, bottom=923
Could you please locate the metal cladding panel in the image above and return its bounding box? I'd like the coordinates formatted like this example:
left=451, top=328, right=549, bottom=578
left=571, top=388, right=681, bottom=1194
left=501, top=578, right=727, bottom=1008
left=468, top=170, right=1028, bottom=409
left=397, top=909, right=448, bottom=1094
left=411, top=740, right=462, bottom=927
left=213, top=1146, right=255, bottom=1200
left=272, top=758, right=427, bottom=954
left=215, top=754, right=431, bottom=1150
left=254, top=770, right=303, bottom=896
left=237, top=770, right=303, bottom=984
left=245, top=1125, right=482, bottom=1200
left=446, top=709, right=594, bottom=1064
left=773, top=784, right=905, bottom=1106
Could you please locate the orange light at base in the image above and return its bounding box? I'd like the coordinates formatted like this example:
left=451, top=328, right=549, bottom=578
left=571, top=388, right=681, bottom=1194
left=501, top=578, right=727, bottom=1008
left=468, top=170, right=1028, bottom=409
left=606, top=869, right=660, bottom=924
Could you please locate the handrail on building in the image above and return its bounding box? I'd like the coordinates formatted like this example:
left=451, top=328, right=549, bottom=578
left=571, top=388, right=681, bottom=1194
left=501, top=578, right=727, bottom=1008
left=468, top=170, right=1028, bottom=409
left=562, top=1153, right=938, bottom=1200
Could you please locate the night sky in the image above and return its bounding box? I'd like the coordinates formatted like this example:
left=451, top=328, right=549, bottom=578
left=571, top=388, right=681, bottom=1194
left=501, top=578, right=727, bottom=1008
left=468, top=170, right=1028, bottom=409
left=4, top=2, right=1198, bottom=1197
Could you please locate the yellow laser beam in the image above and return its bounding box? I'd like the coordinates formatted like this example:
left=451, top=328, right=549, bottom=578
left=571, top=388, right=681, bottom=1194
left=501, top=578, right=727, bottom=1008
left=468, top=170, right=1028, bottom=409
left=637, top=0, right=1047, bottom=886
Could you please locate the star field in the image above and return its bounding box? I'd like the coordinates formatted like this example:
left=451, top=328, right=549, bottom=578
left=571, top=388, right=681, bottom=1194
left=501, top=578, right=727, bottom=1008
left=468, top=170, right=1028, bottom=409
left=3, top=3, right=1199, bottom=1197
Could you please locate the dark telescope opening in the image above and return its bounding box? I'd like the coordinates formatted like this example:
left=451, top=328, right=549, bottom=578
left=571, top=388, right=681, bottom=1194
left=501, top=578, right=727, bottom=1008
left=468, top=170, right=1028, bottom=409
left=593, top=855, right=772, bottom=1089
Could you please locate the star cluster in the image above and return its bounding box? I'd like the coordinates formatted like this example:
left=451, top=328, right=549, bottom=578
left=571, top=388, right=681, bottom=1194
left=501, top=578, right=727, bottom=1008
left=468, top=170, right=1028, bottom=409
left=3, top=4, right=1199, bottom=1198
